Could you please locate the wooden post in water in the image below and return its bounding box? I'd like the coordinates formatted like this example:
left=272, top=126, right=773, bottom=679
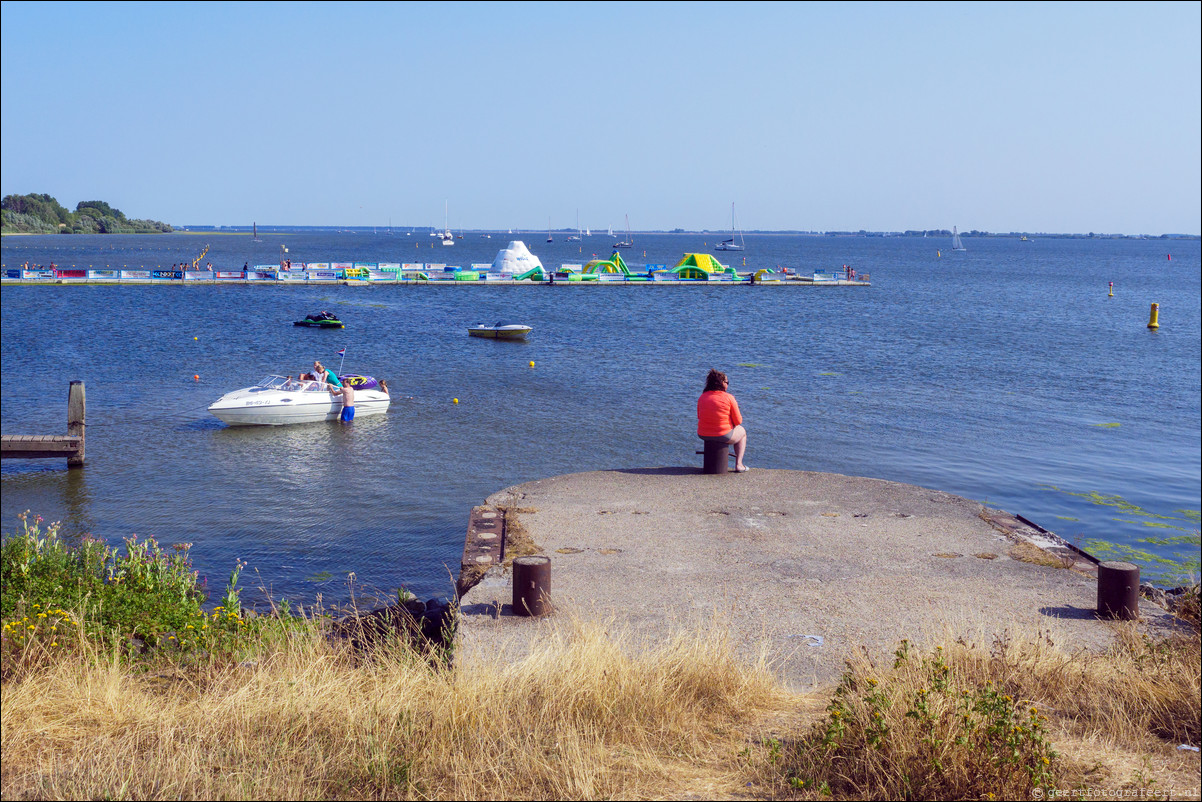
left=67, top=381, right=85, bottom=468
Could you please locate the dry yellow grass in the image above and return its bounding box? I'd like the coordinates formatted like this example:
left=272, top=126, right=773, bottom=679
left=1, top=617, right=790, bottom=800
left=2, top=615, right=1199, bottom=801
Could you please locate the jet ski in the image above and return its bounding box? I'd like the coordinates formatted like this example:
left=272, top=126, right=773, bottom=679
left=294, top=311, right=344, bottom=328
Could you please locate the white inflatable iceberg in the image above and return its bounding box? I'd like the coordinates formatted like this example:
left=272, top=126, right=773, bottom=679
left=490, top=241, right=544, bottom=275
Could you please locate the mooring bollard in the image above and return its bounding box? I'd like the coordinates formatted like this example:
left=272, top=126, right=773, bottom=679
left=1097, top=560, right=1140, bottom=620
left=700, top=439, right=731, bottom=474
left=513, top=555, right=551, bottom=617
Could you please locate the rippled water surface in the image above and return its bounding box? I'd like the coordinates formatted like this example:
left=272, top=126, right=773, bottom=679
left=2, top=232, right=1199, bottom=602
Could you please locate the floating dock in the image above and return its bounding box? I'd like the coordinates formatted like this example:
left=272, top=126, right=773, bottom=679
left=0, top=270, right=870, bottom=287
left=2, top=263, right=869, bottom=287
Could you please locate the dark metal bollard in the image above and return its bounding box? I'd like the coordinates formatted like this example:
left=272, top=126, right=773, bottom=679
left=700, top=439, right=730, bottom=474
left=1097, top=560, right=1140, bottom=620
left=513, top=555, right=551, bottom=616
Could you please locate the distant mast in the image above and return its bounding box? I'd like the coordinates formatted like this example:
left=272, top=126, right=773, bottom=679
left=951, top=226, right=966, bottom=252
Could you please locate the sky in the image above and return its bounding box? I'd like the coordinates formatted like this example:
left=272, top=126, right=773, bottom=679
left=1, top=1, right=1199, bottom=234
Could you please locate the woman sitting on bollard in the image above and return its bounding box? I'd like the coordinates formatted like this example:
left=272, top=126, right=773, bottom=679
left=697, top=368, right=748, bottom=472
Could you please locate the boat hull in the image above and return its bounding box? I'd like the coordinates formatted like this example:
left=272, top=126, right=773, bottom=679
left=468, top=326, right=531, bottom=340
left=208, top=388, right=389, bottom=426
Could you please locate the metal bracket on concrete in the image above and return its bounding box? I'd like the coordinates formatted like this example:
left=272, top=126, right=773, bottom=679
left=461, top=506, right=506, bottom=571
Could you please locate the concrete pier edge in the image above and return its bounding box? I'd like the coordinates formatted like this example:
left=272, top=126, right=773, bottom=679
left=454, top=468, right=1182, bottom=689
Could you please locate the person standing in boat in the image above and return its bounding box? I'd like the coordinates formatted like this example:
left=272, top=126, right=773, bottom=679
left=330, top=380, right=354, bottom=422
left=697, top=368, right=749, bottom=472
left=312, top=360, right=342, bottom=388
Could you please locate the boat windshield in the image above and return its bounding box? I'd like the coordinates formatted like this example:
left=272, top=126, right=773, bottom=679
left=256, top=375, right=327, bottom=392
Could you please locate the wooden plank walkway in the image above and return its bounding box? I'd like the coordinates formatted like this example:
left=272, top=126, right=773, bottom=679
left=1, top=434, right=83, bottom=459
left=0, top=381, right=86, bottom=467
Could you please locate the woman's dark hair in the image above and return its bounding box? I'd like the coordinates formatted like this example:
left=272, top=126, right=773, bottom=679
left=704, top=369, right=728, bottom=392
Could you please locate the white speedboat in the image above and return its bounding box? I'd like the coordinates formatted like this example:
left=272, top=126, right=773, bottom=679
left=467, top=321, right=532, bottom=340
left=208, top=374, right=390, bottom=426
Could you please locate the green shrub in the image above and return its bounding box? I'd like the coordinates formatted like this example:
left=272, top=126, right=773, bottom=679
left=768, top=640, right=1058, bottom=800
left=1, top=512, right=250, bottom=676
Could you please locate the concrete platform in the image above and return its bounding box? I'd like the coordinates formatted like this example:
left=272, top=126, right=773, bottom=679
left=456, top=468, right=1180, bottom=690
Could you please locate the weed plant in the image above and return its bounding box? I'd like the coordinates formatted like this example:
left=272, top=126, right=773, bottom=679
left=765, top=640, right=1059, bottom=800
left=1, top=512, right=251, bottom=677
left=760, top=624, right=1200, bottom=801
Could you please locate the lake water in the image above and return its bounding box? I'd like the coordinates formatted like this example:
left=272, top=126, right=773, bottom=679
left=2, top=232, right=1199, bottom=604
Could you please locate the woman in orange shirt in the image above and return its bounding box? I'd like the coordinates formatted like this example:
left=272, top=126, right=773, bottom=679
left=697, top=368, right=749, bottom=472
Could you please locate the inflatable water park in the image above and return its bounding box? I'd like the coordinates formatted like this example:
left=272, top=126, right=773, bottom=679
left=2, top=241, right=870, bottom=286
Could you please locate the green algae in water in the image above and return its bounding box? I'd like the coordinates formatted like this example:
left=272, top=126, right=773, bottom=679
left=306, top=571, right=333, bottom=582
left=1092, top=422, right=1121, bottom=428
left=1085, top=537, right=1201, bottom=585
left=737, top=363, right=766, bottom=367
left=1040, top=485, right=1176, bottom=520
left=818, top=372, right=840, bottom=376
left=1054, top=516, right=1079, bottom=522
left=1041, top=486, right=1199, bottom=583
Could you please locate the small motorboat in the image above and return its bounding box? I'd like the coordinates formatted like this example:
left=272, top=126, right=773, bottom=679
left=468, top=320, right=532, bottom=340
left=294, top=311, right=344, bottom=328
left=208, top=374, right=389, bottom=426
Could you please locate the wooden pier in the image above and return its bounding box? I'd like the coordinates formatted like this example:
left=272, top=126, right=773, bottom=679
left=1, top=381, right=85, bottom=468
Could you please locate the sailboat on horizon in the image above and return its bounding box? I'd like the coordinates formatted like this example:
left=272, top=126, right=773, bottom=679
left=567, top=209, right=582, bottom=241
left=252, top=222, right=262, bottom=242
left=951, top=226, right=966, bottom=252
left=613, top=215, right=633, bottom=248
left=713, top=203, right=745, bottom=251
left=441, top=201, right=454, bottom=246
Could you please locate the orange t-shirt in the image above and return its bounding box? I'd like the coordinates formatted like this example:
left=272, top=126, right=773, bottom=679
left=697, top=390, right=742, bottom=437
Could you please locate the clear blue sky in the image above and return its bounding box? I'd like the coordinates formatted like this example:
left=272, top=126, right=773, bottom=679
left=2, top=1, right=1199, bottom=234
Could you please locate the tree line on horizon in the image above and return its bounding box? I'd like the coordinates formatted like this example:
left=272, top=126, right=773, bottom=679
left=1, top=193, right=173, bottom=234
